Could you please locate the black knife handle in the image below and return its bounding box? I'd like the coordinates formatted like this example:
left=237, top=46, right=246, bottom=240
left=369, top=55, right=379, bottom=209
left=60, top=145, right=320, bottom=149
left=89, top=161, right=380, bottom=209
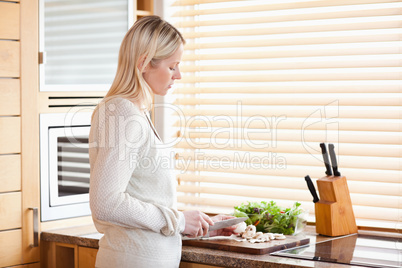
left=305, top=175, right=319, bottom=203
left=320, top=143, right=332, bottom=176
left=328, top=144, right=341, bottom=176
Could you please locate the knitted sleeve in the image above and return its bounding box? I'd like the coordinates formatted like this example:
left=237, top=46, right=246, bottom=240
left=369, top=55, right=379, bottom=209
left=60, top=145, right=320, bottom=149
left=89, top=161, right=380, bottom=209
left=89, top=98, right=185, bottom=236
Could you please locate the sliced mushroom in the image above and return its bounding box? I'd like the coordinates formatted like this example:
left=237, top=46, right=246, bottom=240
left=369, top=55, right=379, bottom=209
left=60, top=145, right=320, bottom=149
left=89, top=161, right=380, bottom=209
left=274, top=234, right=286, bottom=240
left=255, top=232, right=270, bottom=242
left=262, top=233, right=273, bottom=241
left=253, top=232, right=264, bottom=239
left=266, top=233, right=275, bottom=240
left=236, top=225, right=286, bottom=243
left=241, top=225, right=256, bottom=239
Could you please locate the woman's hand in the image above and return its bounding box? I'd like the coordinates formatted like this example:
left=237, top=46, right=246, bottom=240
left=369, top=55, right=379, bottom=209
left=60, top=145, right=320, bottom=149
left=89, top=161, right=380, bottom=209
left=182, top=210, right=214, bottom=238
left=208, top=214, right=239, bottom=237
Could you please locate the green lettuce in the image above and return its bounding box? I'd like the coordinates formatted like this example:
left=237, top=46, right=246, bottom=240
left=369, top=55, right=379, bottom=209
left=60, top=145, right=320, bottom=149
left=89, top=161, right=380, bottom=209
left=234, top=201, right=304, bottom=235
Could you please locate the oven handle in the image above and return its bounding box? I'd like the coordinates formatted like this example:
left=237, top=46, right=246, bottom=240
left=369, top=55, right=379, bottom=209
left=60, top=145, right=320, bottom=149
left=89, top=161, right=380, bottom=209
left=29, top=207, right=39, bottom=247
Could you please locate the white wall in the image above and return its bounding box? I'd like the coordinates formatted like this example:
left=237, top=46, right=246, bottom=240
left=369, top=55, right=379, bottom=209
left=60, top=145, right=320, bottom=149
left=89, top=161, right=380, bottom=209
left=153, top=0, right=174, bottom=142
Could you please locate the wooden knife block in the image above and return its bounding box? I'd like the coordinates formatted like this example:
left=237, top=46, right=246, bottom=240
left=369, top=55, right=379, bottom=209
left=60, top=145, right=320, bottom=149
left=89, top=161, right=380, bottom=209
left=315, top=175, right=358, bottom=236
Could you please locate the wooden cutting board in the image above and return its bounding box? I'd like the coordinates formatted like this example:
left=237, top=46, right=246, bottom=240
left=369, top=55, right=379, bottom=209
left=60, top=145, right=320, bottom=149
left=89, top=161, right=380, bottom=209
left=182, top=235, right=310, bottom=255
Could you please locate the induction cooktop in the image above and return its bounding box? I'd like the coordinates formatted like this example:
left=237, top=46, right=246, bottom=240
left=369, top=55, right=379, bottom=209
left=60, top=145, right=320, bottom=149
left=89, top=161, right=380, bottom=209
left=271, top=233, right=401, bottom=268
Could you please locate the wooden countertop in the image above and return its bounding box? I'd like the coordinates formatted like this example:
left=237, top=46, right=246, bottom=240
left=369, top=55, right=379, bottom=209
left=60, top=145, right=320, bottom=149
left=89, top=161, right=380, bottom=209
left=41, top=225, right=398, bottom=268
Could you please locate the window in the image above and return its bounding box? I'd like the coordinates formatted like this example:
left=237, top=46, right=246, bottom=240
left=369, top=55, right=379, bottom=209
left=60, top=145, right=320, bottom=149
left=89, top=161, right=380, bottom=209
left=167, top=0, right=401, bottom=230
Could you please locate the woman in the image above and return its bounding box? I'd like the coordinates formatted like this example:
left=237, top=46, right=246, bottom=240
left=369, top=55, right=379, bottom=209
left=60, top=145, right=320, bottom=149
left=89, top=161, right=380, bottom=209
left=89, top=16, right=236, bottom=268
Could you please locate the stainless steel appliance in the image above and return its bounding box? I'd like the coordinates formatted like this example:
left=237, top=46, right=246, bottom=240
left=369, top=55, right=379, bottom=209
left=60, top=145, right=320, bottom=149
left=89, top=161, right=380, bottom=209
left=40, top=112, right=92, bottom=221
left=271, top=233, right=401, bottom=268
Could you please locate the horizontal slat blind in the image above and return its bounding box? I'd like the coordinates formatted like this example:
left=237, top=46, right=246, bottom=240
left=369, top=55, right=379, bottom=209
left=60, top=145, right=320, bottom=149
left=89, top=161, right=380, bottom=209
left=169, top=0, right=401, bottom=229
left=41, top=0, right=128, bottom=89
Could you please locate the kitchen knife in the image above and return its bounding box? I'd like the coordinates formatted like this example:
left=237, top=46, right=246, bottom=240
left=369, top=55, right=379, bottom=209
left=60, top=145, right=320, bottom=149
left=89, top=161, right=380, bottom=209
left=328, top=143, right=341, bottom=176
left=304, top=175, right=319, bottom=203
left=320, top=143, right=333, bottom=176
left=208, top=217, right=248, bottom=232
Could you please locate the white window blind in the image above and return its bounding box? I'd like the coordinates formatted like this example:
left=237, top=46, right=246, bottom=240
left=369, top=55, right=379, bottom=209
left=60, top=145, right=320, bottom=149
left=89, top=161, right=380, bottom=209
left=168, top=0, right=402, bottom=230
left=40, top=0, right=129, bottom=91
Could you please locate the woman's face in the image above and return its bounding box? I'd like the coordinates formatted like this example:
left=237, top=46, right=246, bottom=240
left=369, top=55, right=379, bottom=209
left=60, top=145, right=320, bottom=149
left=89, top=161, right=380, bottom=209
left=143, top=44, right=184, bottom=96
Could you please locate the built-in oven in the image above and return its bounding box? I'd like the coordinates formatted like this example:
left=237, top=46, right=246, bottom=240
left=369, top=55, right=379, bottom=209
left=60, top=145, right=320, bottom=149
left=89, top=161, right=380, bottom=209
left=40, top=112, right=92, bottom=222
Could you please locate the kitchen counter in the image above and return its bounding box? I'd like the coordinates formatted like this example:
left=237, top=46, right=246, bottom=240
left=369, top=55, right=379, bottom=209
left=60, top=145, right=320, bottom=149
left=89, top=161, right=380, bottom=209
left=41, top=225, right=398, bottom=268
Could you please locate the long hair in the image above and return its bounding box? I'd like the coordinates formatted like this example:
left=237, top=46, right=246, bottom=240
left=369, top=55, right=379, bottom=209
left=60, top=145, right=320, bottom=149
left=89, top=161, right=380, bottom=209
left=96, top=16, right=185, bottom=114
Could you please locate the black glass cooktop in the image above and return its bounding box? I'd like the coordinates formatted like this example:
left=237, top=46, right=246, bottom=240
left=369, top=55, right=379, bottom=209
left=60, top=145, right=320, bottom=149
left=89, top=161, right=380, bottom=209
left=271, top=233, right=401, bottom=268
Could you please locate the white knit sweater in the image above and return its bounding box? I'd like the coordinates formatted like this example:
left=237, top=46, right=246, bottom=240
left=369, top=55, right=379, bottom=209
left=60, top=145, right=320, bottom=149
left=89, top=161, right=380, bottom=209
left=89, top=97, right=185, bottom=268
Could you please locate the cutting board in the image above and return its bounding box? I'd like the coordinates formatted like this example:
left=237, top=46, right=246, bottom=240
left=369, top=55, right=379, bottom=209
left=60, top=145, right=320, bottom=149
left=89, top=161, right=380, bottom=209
left=182, top=235, right=310, bottom=255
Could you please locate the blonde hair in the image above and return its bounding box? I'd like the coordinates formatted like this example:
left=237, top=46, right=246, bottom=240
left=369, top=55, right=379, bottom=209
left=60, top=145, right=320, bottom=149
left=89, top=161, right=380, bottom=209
left=100, top=16, right=185, bottom=111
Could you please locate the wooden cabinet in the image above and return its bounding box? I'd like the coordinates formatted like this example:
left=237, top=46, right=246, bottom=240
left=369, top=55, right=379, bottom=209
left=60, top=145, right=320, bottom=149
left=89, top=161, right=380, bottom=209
left=0, top=2, right=22, bottom=268
left=41, top=242, right=221, bottom=268
left=0, top=0, right=40, bottom=267
left=41, top=241, right=97, bottom=268
left=0, top=192, right=22, bottom=230
left=0, top=117, right=21, bottom=154
left=0, top=79, right=20, bottom=115
left=78, top=247, right=98, bottom=268
left=0, top=41, right=20, bottom=77
left=0, top=230, right=22, bottom=267
left=135, top=0, right=154, bottom=20
left=0, top=154, right=21, bottom=193
left=0, top=2, right=19, bottom=39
